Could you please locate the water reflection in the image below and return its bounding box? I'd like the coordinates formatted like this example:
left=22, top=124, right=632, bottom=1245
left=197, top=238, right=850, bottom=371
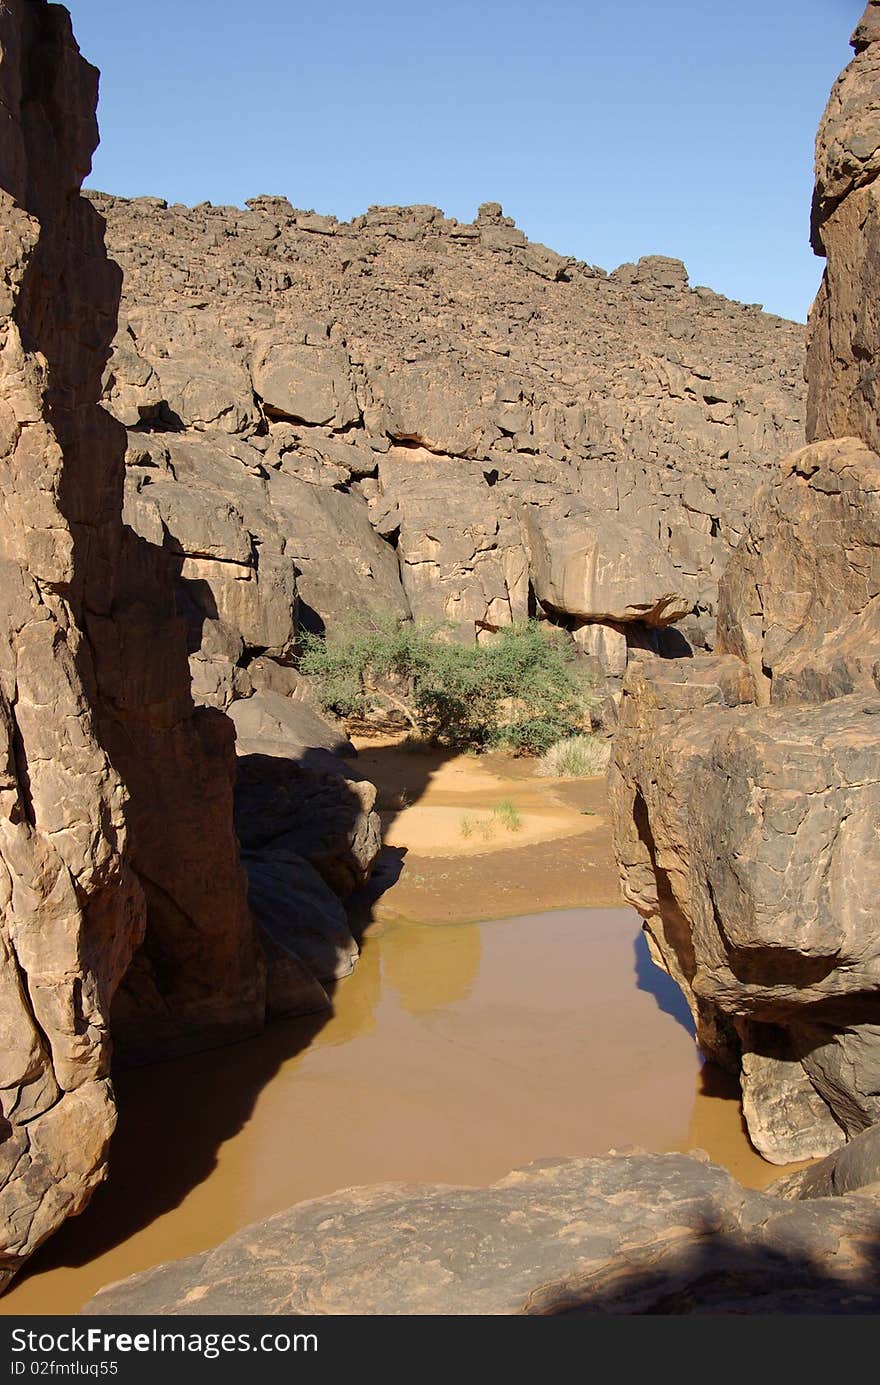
left=381, top=919, right=482, bottom=1016
left=2, top=907, right=789, bottom=1315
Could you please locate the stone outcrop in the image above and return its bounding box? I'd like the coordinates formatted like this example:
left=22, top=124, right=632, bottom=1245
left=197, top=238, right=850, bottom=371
left=611, top=6, right=880, bottom=1164
left=773, top=1120, right=880, bottom=1200
left=0, top=0, right=380, bottom=1290
left=0, top=0, right=220, bottom=1287
left=611, top=641, right=880, bottom=1162
left=84, top=180, right=805, bottom=689
left=83, top=1152, right=880, bottom=1315
left=807, top=0, right=880, bottom=451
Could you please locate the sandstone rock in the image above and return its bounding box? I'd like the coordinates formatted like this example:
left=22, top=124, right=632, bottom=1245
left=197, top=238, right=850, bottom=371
left=374, top=449, right=528, bottom=632
left=235, top=753, right=380, bottom=900
left=266, top=468, right=409, bottom=631
left=229, top=689, right=353, bottom=762
left=772, top=1120, right=880, bottom=1199
left=82, top=1152, right=880, bottom=1315
left=524, top=507, right=691, bottom=625
left=87, top=170, right=806, bottom=644
left=244, top=854, right=359, bottom=985
left=572, top=621, right=629, bottom=678
left=0, top=0, right=265, bottom=1289
left=610, top=2, right=880, bottom=1168
left=807, top=2, right=880, bottom=452
left=718, top=437, right=880, bottom=705
left=612, top=657, right=880, bottom=1159
left=232, top=742, right=380, bottom=998
left=252, top=335, right=359, bottom=428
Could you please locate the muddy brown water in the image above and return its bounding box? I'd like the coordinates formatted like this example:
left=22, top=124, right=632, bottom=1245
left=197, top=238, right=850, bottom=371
left=3, top=907, right=798, bottom=1315
left=2, top=746, right=807, bottom=1314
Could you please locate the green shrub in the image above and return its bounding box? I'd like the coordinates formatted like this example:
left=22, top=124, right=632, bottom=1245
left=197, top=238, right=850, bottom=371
left=299, top=614, right=594, bottom=752
left=536, top=734, right=611, bottom=778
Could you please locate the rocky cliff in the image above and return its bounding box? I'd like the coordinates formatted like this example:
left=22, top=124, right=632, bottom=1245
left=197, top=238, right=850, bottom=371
left=0, top=0, right=379, bottom=1291
left=0, top=0, right=859, bottom=1309
left=611, top=2, right=880, bottom=1164
left=84, top=179, right=804, bottom=721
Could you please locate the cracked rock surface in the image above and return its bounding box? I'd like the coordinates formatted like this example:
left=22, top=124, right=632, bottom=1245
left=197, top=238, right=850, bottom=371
left=87, top=171, right=805, bottom=687
left=611, top=4, right=880, bottom=1165
left=82, top=1152, right=880, bottom=1315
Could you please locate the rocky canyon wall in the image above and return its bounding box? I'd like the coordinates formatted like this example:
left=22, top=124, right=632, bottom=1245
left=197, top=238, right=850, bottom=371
left=0, top=0, right=375, bottom=1291
left=84, top=181, right=805, bottom=724
left=0, top=0, right=144, bottom=1285
left=611, top=2, right=880, bottom=1163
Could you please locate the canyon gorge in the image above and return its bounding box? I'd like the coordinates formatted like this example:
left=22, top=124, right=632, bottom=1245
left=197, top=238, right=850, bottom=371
left=1, top=0, right=880, bottom=1316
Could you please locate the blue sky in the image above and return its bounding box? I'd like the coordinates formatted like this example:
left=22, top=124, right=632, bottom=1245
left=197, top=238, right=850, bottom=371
left=69, top=0, right=864, bottom=322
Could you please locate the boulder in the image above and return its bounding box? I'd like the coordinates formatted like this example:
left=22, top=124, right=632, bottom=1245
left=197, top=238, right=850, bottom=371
left=266, top=469, right=409, bottom=630
left=82, top=1152, right=880, bottom=1315
left=235, top=753, right=381, bottom=900
left=524, top=507, right=691, bottom=625
left=252, top=334, right=360, bottom=428
left=773, top=1120, right=880, bottom=1199
left=611, top=650, right=880, bottom=1161
left=373, top=449, right=528, bottom=632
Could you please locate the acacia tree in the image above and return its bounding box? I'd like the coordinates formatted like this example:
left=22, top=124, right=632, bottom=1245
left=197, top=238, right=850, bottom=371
left=299, top=614, right=595, bottom=752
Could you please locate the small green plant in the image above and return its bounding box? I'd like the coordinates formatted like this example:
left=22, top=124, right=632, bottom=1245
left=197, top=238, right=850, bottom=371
left=537, top=734, right=611, bottom=778
left=491, top=799, right=522, bottom=832
left=459, top=812, right=499, bottom=841
left=299, top=613, right=596, bottom=752
left=459, top=812, right=477, bottom=839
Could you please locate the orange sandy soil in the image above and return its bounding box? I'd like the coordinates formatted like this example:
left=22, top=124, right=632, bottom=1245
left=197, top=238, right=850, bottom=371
left=349, top=733, right=623, bottom=926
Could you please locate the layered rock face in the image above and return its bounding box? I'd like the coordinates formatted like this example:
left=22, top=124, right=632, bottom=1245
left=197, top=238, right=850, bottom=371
left=611, top=7, right=880, bottom=1164
left=85, top=186, right=804, bottom=705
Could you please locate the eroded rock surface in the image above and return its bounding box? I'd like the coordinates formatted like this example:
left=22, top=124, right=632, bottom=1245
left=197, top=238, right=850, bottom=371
left=86, top=180, right=805, bottom=683
left=808, top=0, right=880, bottom=452
left=0, top=0, right=383, bottom=1290
left=0, top=0, right=247, bottom=1287
left=82, top=1152, right=880, bottom=1315
left=611, top=5, right=880, bottom=1165
left=612, top=643, right=880, bottom=1162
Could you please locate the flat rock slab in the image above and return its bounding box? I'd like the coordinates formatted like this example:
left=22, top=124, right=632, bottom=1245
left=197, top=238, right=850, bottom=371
left=83, top=1153, right=880, bottom=1315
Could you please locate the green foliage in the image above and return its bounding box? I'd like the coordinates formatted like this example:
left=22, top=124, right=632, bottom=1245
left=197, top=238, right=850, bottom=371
left=536, top=734, right=611, bottom=778
left=300, top=614, right=594, bottom=752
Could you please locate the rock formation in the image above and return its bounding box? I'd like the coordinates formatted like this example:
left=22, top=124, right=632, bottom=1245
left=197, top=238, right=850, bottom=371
left=86, top=182, right=804, bottom=706
left=0, top=0, right=145, bottom=1286
left=83, top=1151, right=880, bottom=1315
left=611, top=4, right=880, bottom=1163
left=1, top=0, right=867, bottom=1312
left=807, top=0, right=880, bottom=451
left=0, top=0, right=378, bottom=1290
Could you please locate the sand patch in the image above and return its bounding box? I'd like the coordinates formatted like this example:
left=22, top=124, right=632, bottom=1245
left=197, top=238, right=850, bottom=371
left=348, top=734, right=621, bottom=920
